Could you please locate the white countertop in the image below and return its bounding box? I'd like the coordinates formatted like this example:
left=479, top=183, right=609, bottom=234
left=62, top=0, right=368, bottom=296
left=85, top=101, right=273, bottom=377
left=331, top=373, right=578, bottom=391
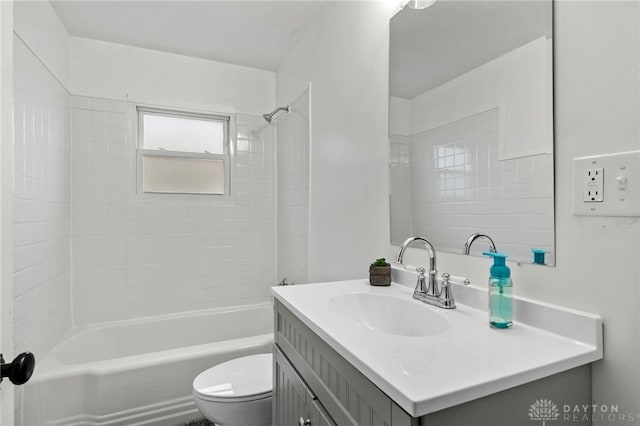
left=271, top=276, right=603, bottom=417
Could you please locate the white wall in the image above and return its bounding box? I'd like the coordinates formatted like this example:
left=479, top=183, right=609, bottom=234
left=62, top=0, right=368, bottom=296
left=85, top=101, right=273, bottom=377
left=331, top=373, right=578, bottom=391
left=389, top=96, right=410, bottom=137
left=548, top=1, right=639, bottom=410
left=277, top=1, right=398, bottom=282
left=281, top=0, right=640, bottom=416
left=69, top=37, right=275, bottom=116
left=13, top=0, right=69, bottom=87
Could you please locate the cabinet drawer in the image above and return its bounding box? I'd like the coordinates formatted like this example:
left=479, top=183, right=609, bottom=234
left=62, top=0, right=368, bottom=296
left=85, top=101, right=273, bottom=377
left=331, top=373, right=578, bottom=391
left=275, top=301, right=416, bottom=426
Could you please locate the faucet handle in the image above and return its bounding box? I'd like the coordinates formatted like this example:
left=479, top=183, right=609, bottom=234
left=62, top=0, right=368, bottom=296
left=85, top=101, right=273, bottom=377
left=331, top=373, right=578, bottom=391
left=415, top=267, right=428, bottom=293
left=438, top=273, right=470, bottom=309
left=442, top=273, right=470, bottom=286
left=438, top=273, right=456, bottom=309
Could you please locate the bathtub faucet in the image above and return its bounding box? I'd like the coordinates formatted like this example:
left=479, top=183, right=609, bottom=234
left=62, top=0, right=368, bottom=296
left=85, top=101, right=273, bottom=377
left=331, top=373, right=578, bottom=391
left=276, top=278, right=294, bottom=286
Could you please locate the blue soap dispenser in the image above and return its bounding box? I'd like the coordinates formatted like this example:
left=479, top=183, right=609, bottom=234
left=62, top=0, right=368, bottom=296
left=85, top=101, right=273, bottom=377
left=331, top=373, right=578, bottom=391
left=483, top=252, right=513, bottom=329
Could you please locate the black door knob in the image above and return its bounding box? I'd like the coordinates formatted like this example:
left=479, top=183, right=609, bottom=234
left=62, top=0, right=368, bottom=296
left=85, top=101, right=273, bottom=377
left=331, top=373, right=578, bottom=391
left=0, top=352, right=35, bottom=385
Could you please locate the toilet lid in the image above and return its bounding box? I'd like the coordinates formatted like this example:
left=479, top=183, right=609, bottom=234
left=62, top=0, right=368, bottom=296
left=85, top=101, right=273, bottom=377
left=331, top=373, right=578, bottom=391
left=193, top=353, right=272, bottom=402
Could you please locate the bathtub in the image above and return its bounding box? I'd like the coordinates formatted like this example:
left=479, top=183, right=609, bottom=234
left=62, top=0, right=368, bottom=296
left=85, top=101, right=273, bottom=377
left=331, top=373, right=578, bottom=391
left=21, top=303, right=274, bottom=426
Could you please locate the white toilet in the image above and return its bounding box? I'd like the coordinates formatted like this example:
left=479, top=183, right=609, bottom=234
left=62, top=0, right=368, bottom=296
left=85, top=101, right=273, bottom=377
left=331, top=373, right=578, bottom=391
left=192, top=353, right=272, bottom=426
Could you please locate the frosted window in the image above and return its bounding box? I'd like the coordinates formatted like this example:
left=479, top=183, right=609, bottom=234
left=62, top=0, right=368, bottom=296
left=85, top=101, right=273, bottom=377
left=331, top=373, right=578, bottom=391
left=137, top=107, right=230, bottom=196
left=143, top=113, right=225, bottom=154
left=143, top=156, right=225, bottom=194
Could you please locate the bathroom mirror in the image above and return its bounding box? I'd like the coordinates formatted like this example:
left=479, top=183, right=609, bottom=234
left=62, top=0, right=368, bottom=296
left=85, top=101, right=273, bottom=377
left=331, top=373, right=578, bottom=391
left=389, top=0, right=555, bottom=265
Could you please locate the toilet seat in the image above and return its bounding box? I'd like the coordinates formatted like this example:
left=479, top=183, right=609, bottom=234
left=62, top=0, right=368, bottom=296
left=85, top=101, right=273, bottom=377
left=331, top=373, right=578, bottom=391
left=193, top=353, right=272, bottom=403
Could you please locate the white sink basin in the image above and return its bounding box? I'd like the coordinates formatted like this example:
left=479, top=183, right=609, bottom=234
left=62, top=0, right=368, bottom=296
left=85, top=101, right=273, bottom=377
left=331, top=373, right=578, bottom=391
left=327, top=293, right=449, bottom=337
left=273, top=279, right=603, bottom=417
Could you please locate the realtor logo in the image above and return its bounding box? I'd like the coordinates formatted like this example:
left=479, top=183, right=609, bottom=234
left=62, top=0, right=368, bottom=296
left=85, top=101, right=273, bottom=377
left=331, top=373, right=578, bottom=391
left=529, top=399, right=560, bottom=425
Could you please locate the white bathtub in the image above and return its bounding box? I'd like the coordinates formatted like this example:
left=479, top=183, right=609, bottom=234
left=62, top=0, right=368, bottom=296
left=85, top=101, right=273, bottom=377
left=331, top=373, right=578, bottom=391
left=21, top=303, right=274, bottom=426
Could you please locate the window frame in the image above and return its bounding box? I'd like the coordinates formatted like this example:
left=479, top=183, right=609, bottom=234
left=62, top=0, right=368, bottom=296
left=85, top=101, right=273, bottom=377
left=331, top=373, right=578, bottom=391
left=136, top=106, right=233, bottom=197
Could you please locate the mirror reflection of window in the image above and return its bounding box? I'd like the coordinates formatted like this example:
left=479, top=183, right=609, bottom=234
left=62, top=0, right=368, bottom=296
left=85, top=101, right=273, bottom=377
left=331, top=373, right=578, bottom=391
left=434, top=144, right=469, bottom=199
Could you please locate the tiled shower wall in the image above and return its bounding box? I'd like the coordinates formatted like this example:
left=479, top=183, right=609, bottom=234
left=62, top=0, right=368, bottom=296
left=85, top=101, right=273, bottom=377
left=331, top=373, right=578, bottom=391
left=276, top=89, right=310, bottom=285
left=13, top=37, right=72, bottom=357
left=71, top=96, right=275, bottom=324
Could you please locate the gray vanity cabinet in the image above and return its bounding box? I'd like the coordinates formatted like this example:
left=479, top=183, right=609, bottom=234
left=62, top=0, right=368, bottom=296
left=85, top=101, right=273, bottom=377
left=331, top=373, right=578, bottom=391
left=273, top=299, right=593, bottom=426
left=273, top=300, right=417, bottom=426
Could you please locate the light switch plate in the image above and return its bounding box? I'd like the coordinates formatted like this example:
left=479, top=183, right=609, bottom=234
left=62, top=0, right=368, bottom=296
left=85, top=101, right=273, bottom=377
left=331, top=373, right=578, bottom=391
left=572, top=151, right=640, bottom=217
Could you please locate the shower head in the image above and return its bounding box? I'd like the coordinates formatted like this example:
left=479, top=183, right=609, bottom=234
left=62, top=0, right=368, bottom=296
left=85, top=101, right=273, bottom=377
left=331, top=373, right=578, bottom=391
left=263, top=105, right=291, bottom=123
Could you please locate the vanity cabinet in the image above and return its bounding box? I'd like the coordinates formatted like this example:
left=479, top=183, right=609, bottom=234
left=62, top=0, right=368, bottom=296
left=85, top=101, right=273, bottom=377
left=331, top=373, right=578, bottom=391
left=274, top=300, right=417, bottom=426
left=273, top=299, right=592, bottom=426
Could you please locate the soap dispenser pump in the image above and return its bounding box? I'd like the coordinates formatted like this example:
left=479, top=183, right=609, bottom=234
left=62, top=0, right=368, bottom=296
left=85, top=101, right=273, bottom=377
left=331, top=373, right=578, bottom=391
left=483, top=252, right=513, bottom=329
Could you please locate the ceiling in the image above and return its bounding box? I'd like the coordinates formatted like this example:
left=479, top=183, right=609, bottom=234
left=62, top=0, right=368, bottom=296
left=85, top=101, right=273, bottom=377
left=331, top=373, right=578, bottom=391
left=50, top=0, right=325, bottom=71
left=390, top=0, right=552, bottom=99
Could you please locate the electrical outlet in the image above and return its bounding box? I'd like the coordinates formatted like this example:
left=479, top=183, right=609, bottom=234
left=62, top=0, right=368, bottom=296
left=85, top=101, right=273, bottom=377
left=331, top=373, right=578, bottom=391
left=583, top=168, right=603, bottom=202
left=573, top=151, right=640, bottom=216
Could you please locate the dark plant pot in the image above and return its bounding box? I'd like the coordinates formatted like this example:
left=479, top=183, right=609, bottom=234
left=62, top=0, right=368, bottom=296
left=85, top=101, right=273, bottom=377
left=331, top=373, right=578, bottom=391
left=369, top=265, right=391, bottom=286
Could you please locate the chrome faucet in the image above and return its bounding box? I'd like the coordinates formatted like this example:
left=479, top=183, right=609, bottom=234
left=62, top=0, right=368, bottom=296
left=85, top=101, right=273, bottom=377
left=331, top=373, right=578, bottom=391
left=463, top=233, right=497, bottom=255
left=396, top=236, right=470, bottom=309
left=396, top=236, right=438, bottom=297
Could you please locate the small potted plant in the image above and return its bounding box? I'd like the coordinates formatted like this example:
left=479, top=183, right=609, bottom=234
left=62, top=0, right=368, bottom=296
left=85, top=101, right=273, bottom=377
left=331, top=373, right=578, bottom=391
left=369, top=258, right=391, bottom=286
